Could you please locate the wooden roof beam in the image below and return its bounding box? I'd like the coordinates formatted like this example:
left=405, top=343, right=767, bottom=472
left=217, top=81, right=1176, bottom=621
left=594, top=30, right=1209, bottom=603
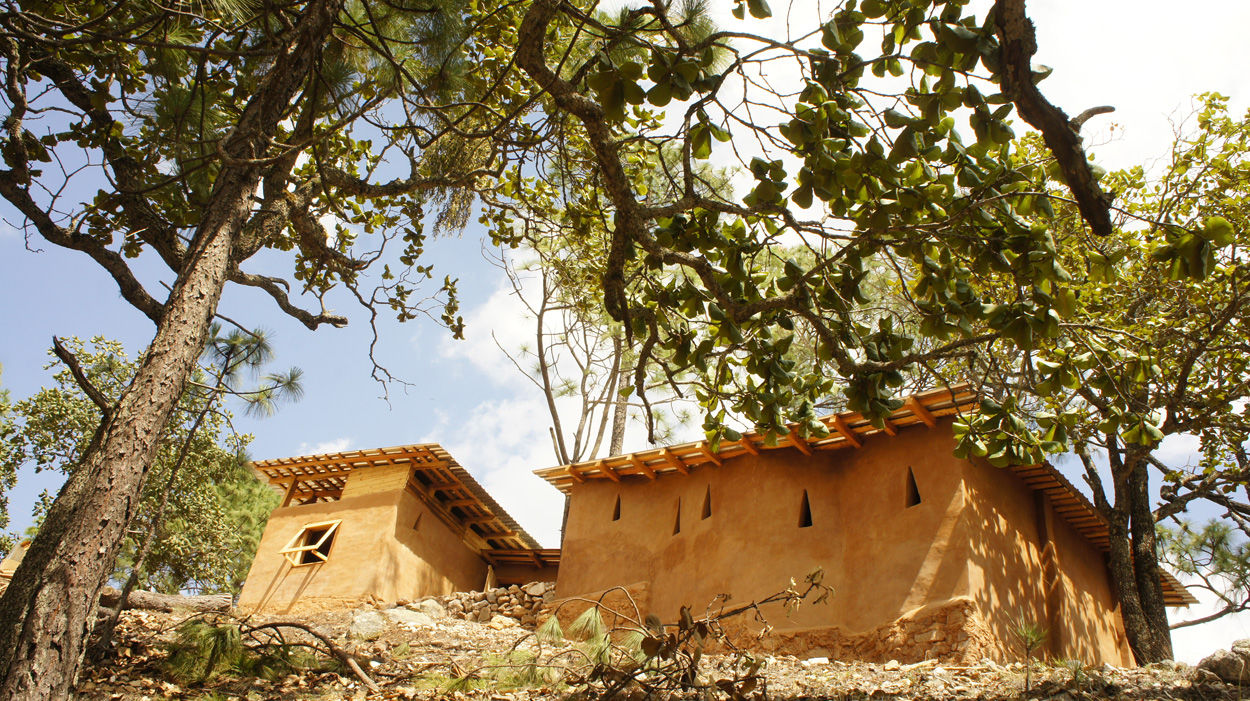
left=906, top=396, right=938, bottom=428
left=630, top=455, right=657, bottom=480
left=461, top=514, right=500, bottom=525
left=280, top=478, right=300, bottom=507
left=698, top=445, right=723, bottom=467
left=566, top=465, right=585, bottom=484
left=662, top=449, right=689, bottom=475
left=598, top=460, right=621, bottom=483
left=831, top=415, right=862, bottom=448
left=788, top=428, right=813, bottom=456
left=738, top=436, right=760, bottom=456
left=880, top=417, right=898, bottom=436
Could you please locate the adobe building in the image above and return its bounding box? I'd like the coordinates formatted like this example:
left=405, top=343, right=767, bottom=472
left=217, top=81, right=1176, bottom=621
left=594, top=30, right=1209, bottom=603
left=534, top=385, right=1196, bottom=665
left=238, top=443, right=557, bottom=614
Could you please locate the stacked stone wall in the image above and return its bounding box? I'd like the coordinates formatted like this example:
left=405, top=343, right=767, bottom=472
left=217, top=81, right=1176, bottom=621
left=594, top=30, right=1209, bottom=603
left=440, top=581, right=555, bottom=626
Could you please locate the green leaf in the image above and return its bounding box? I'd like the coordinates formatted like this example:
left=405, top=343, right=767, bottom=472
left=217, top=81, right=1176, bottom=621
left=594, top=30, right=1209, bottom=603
left=747, top=0, right=771, bottom=19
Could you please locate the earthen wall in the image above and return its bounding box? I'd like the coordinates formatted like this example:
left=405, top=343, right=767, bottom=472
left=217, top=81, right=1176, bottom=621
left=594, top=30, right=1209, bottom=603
left=238, top=467, right=488, bottom=613
left=960, top=458, right=1131, bottom=665
left=556, top=421, right=977, bottom=654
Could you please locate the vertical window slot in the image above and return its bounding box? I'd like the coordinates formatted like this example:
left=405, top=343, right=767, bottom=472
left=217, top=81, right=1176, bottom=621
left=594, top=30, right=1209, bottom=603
left=612, top=495, right=621, bottom=521
left=701, top=486, right=712, bottom=520
left=799, top=489, right=813, bottom=528
left=906, top=467, right=922, bottom=508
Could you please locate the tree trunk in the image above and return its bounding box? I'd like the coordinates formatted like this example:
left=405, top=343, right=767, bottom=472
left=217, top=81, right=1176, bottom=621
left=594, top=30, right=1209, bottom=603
left=1104, top=509, right=1157, bottom=664
left=609, top=347, right=630, bottom=455
left=1127, top=456, right=1174, bottom=660
left=91, top=392, right=216, bottom=660
left=0, top=226, right=234, bottom=698
left=0, top=3, right=342, bottom=696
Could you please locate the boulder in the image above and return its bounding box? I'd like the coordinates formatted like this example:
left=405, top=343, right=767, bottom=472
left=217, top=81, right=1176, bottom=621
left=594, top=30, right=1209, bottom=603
left=349, top=610, right=387, bottom=640
left=412, top=599, right=447, bottom=619
left=1196, top=648, right=1250, bottom=684
left=489, top=615, right=519, bottom=630
left=384, top=607, right=436, bottom=628
left=522, top=582, right=547, bottom=598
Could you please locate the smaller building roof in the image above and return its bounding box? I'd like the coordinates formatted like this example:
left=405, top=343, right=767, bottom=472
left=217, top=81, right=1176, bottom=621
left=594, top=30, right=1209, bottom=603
left=252, top=443, right=542, bottom=551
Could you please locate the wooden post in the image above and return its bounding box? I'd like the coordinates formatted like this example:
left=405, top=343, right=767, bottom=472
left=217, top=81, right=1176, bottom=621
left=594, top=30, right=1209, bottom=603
left=281, top=477, right=300, bottom=507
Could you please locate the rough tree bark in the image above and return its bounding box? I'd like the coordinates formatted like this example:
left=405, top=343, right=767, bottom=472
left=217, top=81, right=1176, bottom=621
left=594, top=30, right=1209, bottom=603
left=0, top=1, right=343, bottom=696
left=1127, top=455, right=1174, bottom=660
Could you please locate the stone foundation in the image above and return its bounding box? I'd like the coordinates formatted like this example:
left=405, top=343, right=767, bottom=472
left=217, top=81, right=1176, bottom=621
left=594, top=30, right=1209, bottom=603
left=542, top=590, right=995, bottom=664
left=749, top=597, right=995, bottom=663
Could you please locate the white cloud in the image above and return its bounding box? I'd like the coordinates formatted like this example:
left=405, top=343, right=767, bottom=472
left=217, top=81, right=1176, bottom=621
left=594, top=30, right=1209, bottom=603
left=1154, top=433, right=1203, bottom=471
left=421, top=395, right=566, bottom=547
left=438, top=274, right=538, bottom=389
left=295, top=437, right=352, bottom=456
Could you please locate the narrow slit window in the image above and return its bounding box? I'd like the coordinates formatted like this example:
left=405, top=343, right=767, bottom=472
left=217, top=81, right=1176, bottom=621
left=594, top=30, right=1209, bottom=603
left=279, top=520, right=341, bottom=567
left=612, top=495, right=621, bottom=521
left=798, top=489, right=813, bottom=528
left=673, top=498, right=682, bottom=535
left=701, top=486, right=712, bottom=520
left=906, top=467, right=922, bottom=508
left=413, top=513, right=423, bottom=531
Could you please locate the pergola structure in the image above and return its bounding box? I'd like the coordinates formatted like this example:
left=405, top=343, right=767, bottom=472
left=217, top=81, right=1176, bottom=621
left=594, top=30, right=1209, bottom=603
left=252, top=443, right=551, bottom=562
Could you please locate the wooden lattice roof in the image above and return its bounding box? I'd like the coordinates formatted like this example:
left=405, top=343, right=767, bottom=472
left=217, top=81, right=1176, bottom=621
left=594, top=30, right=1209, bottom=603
left=252, top=443, right=541, bottom=552
left=533, top=384, right=1197, bottom=607
left=533, top=384, right=979, bottom=492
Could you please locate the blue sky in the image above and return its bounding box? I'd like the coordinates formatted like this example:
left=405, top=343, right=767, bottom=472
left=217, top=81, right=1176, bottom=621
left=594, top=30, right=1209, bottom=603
left=2, top=0, right=1249, bottom=662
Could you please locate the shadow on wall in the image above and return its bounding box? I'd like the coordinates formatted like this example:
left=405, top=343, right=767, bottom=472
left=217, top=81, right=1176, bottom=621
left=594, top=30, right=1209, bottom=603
left=962, top=464, right=1116, bottom=665
left=249, top=555, right=321, bottom=615
left=389, top=507, right=467, bottom=598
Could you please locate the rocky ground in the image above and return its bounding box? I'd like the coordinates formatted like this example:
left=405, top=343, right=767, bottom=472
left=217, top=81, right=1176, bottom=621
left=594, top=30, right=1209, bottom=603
left=74, top=599, right=1245, bottom=701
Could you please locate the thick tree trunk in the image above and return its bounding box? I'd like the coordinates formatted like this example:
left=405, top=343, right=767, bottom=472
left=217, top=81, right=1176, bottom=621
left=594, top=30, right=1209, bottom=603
left=1105, top=509, right=1159, bottom=664
left=1127, top=456, right=1174, bottom=660
left=0, top=3, right=342, bottom=696
left=0, top=227, right=235, bottom=698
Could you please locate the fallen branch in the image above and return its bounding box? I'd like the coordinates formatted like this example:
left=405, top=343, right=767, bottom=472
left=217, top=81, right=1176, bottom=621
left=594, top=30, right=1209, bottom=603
left=98, top=588, right=231, bottom=613
left=243, top=621, right=379, bottom=693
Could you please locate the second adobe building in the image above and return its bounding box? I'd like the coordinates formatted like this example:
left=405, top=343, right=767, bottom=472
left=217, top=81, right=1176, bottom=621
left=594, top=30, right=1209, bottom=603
left=238, top=384, right=1195, bottom=665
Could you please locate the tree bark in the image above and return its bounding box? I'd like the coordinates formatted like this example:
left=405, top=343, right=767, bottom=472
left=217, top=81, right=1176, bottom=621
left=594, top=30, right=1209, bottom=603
left=1127, top=455, right=1174, bottom=660
left=0, top=2, right=342, bottom=696
left=1104, top=508, right=1158, bottom=663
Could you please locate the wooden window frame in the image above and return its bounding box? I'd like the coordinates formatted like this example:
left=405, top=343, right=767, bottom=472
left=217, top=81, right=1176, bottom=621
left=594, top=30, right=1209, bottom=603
left=279, top=519, right=342, bottom=567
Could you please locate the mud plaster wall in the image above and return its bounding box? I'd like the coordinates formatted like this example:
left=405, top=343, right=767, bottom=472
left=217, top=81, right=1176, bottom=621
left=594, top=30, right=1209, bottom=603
left=556, top=421, right=977, bottom=651
left=494, top=564, right=560, bottom=586
left=238, top=464, right=487, bottom=614
left=960, top=458, right=1131, bottom=665
left=1048, top=498, right=1134, bottom=665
